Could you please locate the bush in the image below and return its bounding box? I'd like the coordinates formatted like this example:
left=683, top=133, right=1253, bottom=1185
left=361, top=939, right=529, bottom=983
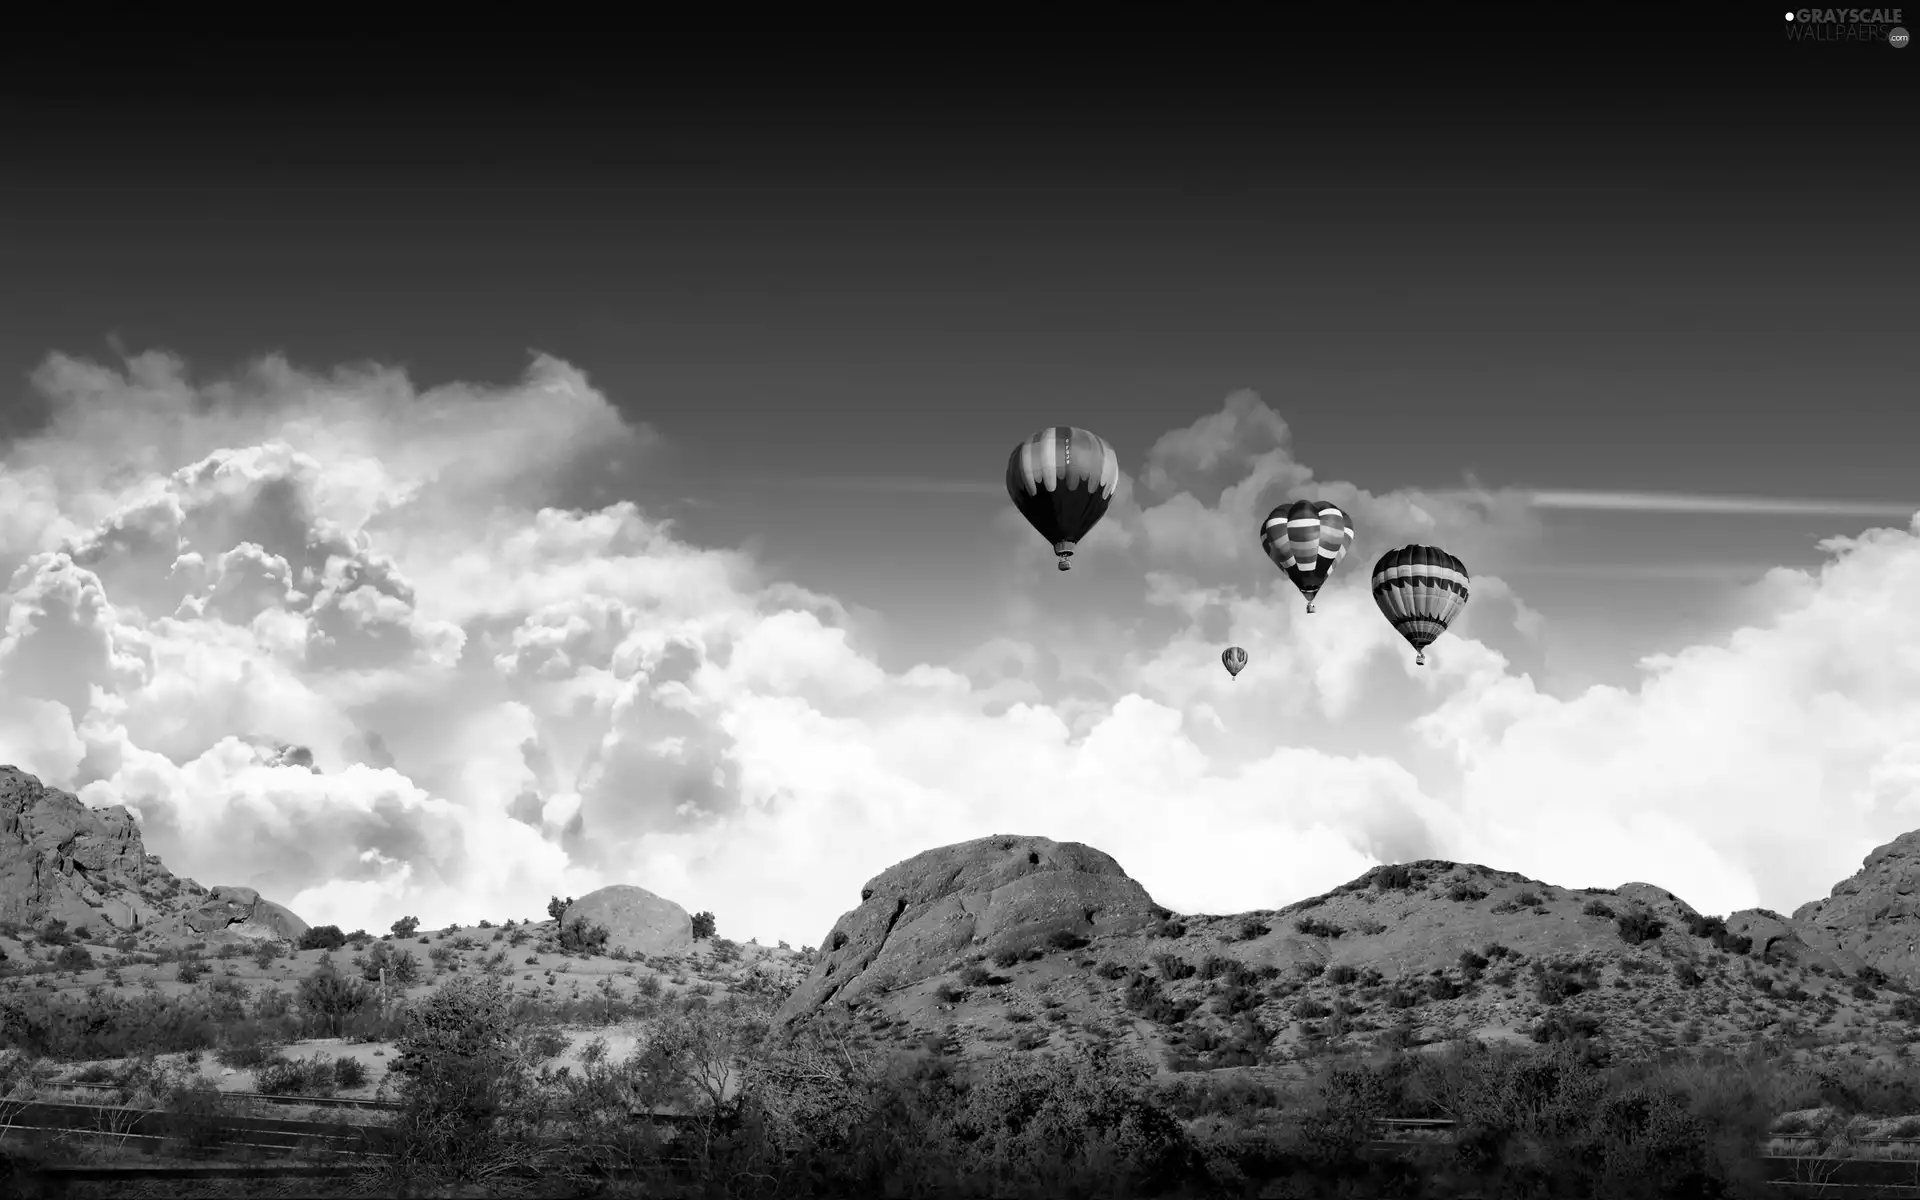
left=390, top=916, right=420, bottom=939
left=1448, top=882, right=1489, bottom=902
left=1583, top=899, right=1615, bottom=919
left=691, top=911, right=716, bottom=940
left=1616, top=910, right=1666, bottom=946
left=54, top=944, right=94, bottom=972
left=298, top=960, right=372, bottom=1036
left=252, top=941, right=282, bottom=969
left=546, top=896, right=573, bottom=921
left=1514, top=891, right=1542, bottom=907
left=176, top=956, right=206, bottom=984
left=299, top=925, right=348, bottom=951
left=556, top=918, right=611, bottom=956
left=1045, top=929, right=1090, bottom=951
left=1294, top=918, right=1343, bottom=939
left=358, top=941, right=421, bottom=987
left=257, top=1053, right=339, bottom=1097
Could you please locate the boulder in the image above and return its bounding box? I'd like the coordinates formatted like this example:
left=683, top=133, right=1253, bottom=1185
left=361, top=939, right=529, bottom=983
left=561, top=885, right=692, bottom=956
left=183, top=885, right=310, bottom=941
left=776, top=834, right=1161, bottom=1023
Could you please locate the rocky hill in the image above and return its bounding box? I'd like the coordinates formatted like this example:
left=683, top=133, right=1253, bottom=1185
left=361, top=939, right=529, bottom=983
left=0, top=766, right=307, bottom=945
left=779, top=833, right=1920, bottom=1072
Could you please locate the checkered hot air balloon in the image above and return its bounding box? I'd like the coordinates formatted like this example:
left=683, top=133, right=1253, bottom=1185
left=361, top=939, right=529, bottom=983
left=1006, top=426, right=1121, bottom=571
left=1221, top=646, right=1248, bottom=680
left=1370, top=544, right=1470, bottom=666
left=1259, top=500, right=1354, bottom=613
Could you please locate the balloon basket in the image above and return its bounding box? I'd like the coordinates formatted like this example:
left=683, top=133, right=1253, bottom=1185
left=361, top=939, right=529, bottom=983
left=1414, top=652, right=1426, bottom=666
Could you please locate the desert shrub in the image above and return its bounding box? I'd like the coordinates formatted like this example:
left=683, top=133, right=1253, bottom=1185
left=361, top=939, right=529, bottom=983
left=298, top=960, right=372, bottom=1036
left=1458, top=950, right=1489, bottom=972
left=1294, top=918, right=1343, bottom=939
left=251, top=942, right=281, bottom=969
left=175, top=955, right=206, bottom=983
left=1583, top=899, right=1616, bottom=919
left=1122, top=973, right=1198, bottom=1026
left=1325, top=964, right=1359, bottom=985
left=1532, top=1011, right=1605, bottom=1043
left=1514, top=891, right=1542, bottom=907
left=1150, top=919, right=1188, bottom=939
left=1616, top=910, right=1665, bottom=946
left=710, top=935, right=743, bottom=962
left=1674, top=962, right=1705, bottom=988
left=384, top=973, right=536, bottom=1180
left=334, top=1055, right=370, bottom=1088
left=390, top=916, right=420, bottom=939
left=934, top=983, right=967, bottom=1004
left=53, top=944, right=93, bottom=973
left=1448, top=882, right=1488, bottom=902
left=1428, top=975, right=1465, bottom=1001
left=1094, top=961, right=1129, bottom=981
left=1533, top=962, right=1601, bottom=1005
left=1373, top=864, right=1414, bottom=890
left=546, top=896, right=573, bottom=921
left=257, top=1053, right=339, bottom=1096
left=357, top=941, right=421, bottom=987
left=690, top=911, right=716, bottom=940
left=36, top=920, right=72, bottom=947
left=1296, top=997, right=1332, bottom=1019
left=298, top=925, right=348, bottom=951
left=1045, top=929, right=1090, bottom=951
left=1892, top=996, right=1920, bottom=1022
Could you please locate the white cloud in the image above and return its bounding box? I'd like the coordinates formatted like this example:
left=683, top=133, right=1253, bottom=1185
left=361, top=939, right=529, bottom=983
left=3, top=357, right=1917, bottom=950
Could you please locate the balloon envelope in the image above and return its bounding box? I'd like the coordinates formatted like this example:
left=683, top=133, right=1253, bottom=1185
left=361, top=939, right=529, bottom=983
left=1006, top=427, right=1120, bottom=570
left=1221, top=646, right=1248, bottom=678
left=1370, top=544, right=1470, bottom=665
left=1260, top=500, right=1354, bottom=612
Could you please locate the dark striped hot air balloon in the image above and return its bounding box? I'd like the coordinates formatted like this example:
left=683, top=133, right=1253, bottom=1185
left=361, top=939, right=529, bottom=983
left=1006, top=426, right=1120, bottom=571
left=1259, top=500, right=1354, bottom=612
left=1370, top=544, right=1470, bottom=666
left=1221, top=646, right=1248, bottom=680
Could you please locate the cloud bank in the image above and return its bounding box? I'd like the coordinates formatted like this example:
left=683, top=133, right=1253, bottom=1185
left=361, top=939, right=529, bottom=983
left=2, top=351, right=1915, bottom=948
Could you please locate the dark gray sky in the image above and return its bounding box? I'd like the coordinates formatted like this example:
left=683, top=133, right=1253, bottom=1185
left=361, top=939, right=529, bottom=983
left=3, top=30, right=1914, bottom=681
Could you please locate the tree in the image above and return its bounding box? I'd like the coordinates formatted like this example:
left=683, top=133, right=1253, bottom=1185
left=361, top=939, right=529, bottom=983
left=546, top=896, right=574, bottom=921
left=391, top=915, right=421, bottom=939
left=360, top=941, right=421, bottom=987
left=298, top=925, right=348, bottom=951
left=691, top=911, right=716, bottom=940
left=388, top=974, right=533, bottom=1179
left=298, top=959, right=372, bottom=1036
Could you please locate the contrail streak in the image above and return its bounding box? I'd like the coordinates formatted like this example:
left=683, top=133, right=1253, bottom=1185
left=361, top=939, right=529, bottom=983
left=788, top=476, right=1004, bottom=496
left=1524, top=490, right=1919, bottom=518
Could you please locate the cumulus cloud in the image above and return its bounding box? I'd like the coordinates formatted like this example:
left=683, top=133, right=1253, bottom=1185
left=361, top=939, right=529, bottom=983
left=3, top=355, right=1916, bottom=949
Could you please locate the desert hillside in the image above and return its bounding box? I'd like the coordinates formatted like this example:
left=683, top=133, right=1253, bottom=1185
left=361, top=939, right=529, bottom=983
left=9, top=766, right=1920, bottom=1197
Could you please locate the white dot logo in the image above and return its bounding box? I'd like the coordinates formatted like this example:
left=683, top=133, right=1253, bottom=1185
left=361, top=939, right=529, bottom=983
left=1892, top=26, right=1910, bottom=46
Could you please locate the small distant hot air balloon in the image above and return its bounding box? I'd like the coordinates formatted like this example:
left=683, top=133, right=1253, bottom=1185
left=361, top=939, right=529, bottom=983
left=1260, top=499, right=1354, bottom=612
left=1370, top=544, right=1470, bottom=666
left=1006, top=426, right=1120, bottom=571
left=1221, top=646, right=1248, bottom=680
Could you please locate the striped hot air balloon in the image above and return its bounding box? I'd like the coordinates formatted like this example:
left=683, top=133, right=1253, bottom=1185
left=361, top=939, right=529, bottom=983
left=1370, top=544, right=1470, bottom=666
left=1259, top=499, right=1354, bottom=613
left=1005, top=426, right=1121, bottom=571
left=1221, top=646, right=1248, bottom=680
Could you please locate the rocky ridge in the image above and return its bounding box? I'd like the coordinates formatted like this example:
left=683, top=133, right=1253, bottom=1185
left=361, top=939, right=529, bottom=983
left=0, top=766, right=307, bottom=943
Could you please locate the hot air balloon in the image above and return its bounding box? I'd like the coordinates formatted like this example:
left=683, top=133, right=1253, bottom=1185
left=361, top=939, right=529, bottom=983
left=1221, top=646, right=1248, bottom=680
left=1006, top=426, right=1120, bottom=571
left=1370, top=544, right=1470, bottom=666
left=1260, top=499, right=1354, bottom=612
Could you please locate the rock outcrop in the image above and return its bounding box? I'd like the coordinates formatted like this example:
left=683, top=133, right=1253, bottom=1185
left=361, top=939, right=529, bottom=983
left=182, top=885, right=309, bottom=942
left=0, top=764, right=308, bottom=944
left=0, top=766, right=160, bottom=932
left=776, top=834, right=1162, bottom=1022
left=561, top=885, right=692, bottom=957
left=1793, top=832, right=1920, bottom=982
